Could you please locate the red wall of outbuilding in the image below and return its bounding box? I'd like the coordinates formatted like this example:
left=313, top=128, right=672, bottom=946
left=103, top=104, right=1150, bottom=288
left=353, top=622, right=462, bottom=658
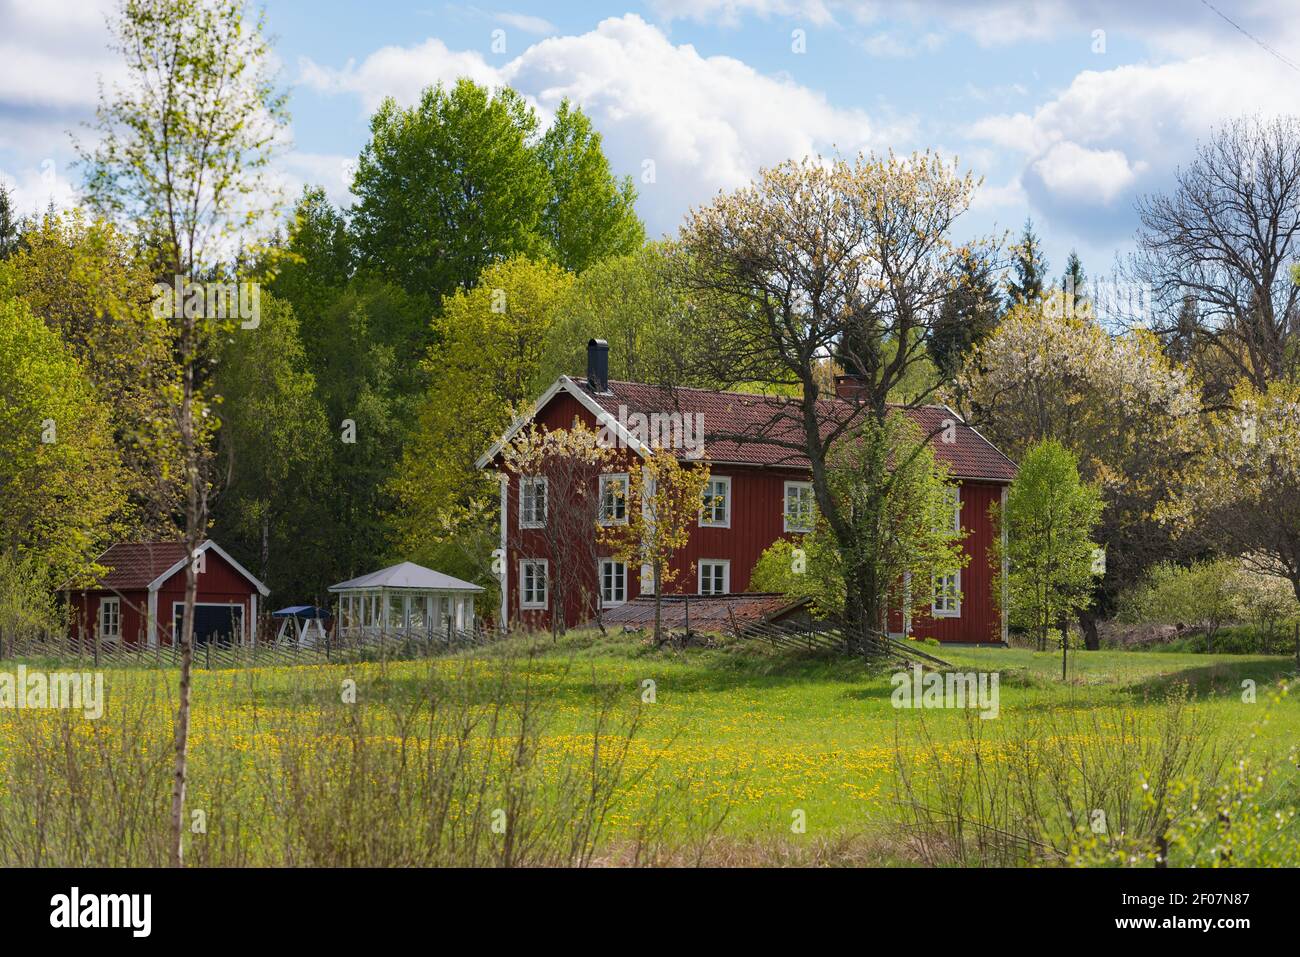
left=66, top=548, right=260, bottom=646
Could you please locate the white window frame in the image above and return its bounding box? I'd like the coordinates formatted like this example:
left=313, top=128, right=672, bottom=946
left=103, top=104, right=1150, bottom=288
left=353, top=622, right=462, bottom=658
left=99, top=596, right=121, bottom=643
left=598, top=558, right=628, bottom=607
left=700, top=476, right=732, bottom=528
left=932, top=569, right=962, bottom=618
left=783, top=480, right=815, bottom=533
left=519, top=559, right=549, bottom=610
left=698, top=559, right=730, bottom=596
left=598, top=473, right=629, bottom=526
left=519, top=476, right=548, bottom=529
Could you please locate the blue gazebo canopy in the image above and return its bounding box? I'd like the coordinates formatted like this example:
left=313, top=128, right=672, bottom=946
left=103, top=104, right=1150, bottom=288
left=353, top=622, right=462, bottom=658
left=272, top=605, right=330, bottom=619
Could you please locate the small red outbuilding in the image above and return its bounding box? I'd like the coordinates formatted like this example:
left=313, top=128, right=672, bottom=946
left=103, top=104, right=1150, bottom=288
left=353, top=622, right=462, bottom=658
left=64, top=540, right=269, bottom=647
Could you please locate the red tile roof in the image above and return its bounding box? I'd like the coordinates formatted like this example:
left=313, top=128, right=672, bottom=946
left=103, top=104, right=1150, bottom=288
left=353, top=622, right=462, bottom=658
left=81, top=541, right=191, bottom=591
left=583, top=379, right=1017, bottom=482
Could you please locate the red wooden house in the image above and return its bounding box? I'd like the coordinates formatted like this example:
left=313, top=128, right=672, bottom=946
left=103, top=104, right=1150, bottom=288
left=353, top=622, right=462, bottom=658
left=64, top=540, right=269, bottom=647
left=478, top=341, right=1017, bottom=644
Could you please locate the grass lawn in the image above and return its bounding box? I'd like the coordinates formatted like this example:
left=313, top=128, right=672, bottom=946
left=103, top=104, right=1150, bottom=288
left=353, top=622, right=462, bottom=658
left=491, top=635, right=1299, bottom=836
left=1, top=633, right=1295, bottom=865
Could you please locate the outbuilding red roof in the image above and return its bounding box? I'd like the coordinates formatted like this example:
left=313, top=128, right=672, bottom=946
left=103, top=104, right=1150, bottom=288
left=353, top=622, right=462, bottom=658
left=81, top=542, right=191, bottom=590
left=584, top=379, right=1017, bottom=482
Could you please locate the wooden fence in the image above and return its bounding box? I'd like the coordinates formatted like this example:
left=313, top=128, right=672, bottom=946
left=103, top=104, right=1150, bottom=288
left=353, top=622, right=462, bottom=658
left=728, top=615, right=952, bottom=668
left=0, top=622, right=504, bottom=670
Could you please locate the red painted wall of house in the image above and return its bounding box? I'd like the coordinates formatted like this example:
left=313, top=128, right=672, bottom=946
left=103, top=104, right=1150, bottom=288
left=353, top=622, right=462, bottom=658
left=889, top=480, right=1004, bottom=644
left=495, top=392, right=1006, bottom=644
left=67, top=548, right=259, bottom=646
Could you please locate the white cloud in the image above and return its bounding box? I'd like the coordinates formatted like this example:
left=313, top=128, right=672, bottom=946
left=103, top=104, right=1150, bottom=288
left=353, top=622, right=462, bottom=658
left=297, top=39, right=499, bottom=112
left=1028, top=142, right=1145, bottom=205
left=299, top=14, right=901, bottom=237
left=494, top=12, right=558, bottom=36
left=647, top=0, right=1300, bottom=55
left=965, top=51, right=1299, bottom=237
left=0, top=160, right=79, bottom=217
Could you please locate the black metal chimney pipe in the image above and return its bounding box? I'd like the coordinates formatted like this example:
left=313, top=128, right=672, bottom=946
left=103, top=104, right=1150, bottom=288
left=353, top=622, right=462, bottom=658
left=587, top=338, right=609, bottom=393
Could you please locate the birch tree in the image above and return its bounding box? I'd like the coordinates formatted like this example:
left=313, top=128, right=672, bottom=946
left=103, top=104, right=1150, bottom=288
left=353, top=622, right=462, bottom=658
left=78, top=0, right=287, bottom=867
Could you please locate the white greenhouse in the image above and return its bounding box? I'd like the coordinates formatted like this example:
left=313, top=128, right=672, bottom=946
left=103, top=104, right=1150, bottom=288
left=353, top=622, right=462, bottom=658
left=329, top=562, right=484, bottom=637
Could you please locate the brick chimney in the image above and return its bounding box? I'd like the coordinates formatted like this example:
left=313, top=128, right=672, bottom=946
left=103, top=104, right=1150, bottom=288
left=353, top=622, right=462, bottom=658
left=586, top=338, right=609, bottom=393
left=834, top=374, right=867, bottom=401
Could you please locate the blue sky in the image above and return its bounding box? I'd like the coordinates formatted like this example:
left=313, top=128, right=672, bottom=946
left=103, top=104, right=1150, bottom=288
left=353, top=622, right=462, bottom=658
left=2, top=0, right=1297, bottom=281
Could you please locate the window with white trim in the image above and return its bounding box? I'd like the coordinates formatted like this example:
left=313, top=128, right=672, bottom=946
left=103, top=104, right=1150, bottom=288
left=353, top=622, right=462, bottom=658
left=520, top=560, right=548, bottom=609
left=784, top=481, right=815, bottom=532
left=700, top=476, right=731, bottom=527
left=932, top=570, right=961, bottom=617
left=599, top=559, right=627, bottom=606
left=598, top=473, right=628, bottom=525
left=699, top=560, right=730, bottom=596
left=99, top=597, right=121, bottom=642
left=519, top=476, right=547, bottom=528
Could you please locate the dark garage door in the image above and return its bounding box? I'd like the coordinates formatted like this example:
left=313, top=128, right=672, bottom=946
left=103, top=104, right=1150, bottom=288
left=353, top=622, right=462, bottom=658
left=173, top=604, right=244, bottom=645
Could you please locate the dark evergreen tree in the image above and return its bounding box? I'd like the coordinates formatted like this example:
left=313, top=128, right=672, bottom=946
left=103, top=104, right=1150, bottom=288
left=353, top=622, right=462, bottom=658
left=0, top=184, right=19, bottom=259
left=931, top=250, right=1002, bottom=377
left=1007, top=218, right=1049, bottom=305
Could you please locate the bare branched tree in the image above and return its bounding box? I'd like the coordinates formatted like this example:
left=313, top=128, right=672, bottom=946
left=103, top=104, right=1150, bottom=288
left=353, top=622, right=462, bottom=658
left=1132, top=115, right=1300, bottom=397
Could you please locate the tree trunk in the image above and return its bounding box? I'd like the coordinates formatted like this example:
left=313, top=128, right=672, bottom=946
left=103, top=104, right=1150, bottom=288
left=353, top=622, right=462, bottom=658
left=1059, top=611, right=1068, bottom=681
left=260, top=511, right=270, bottom=586
left=653, top=562, right=663, bottom=646
left=170, top=369, right=199, bottom=869
left=1078, top=609, right=1100, bottom=651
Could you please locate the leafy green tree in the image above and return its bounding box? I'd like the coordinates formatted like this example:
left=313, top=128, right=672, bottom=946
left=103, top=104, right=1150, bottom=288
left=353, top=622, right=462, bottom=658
left=998, top=439, right=1103, bottom=670
left=310, top=281, right=423, bottom=581
left=351, top=80, right=549, bottom=303
left=1117, top=558, right=1242, bottom=650
left=0, top=296, right=128, bottom=586
left=822, top=413, right=967, bottom=637
left=539, top=243, right=709, bottom=386
left=537, top=100, right=644, bottom=272
left=2, top=210, right=181, bottom=533
left=390, top=257, right=574, bottom=566
left=959, top=303, right=1206, bottom=648
left=754, top=414, right=966, bottom=638
left=350, top=80, right=643, bottom=304
left=210, top=293, right=332, bottom=599
left=269, top=187, right=355, bottom=331
left=1007, top=218, right=1048, bottom=305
